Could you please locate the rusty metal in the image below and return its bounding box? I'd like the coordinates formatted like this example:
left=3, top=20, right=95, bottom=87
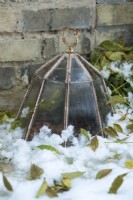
left=25, top=78, right=46, bottom=140
left=16, top=74, right=36, bottom=119
left=62, top=27, right=78, bottom=52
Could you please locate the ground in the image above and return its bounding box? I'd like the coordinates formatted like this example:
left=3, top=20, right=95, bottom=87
left=0, top=60, right=133, bottom=200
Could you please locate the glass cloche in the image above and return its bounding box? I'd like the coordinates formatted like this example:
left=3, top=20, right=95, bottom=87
left=16, top=28, right=112, bottom=141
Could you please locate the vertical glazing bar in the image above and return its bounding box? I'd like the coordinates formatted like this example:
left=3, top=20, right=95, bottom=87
left=16, top=74, right=36, bottom=119
left=90, top=82, right=104, bottom=136
left=25, top=78, right=45, bottom=140
left=64, top=54, right=72, bottom=129
left=76, top=56, right=104, bottom=136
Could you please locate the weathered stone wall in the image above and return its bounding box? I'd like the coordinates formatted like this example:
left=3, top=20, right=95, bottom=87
left=96, top=1, right=133, bottom=45
left=0, top=0, right=133, bottom=111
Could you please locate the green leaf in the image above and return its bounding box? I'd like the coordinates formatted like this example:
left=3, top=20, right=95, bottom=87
left=37, top=145, right=60, bottom=155
left=129, top=118, right=133, bottom=122
left=107, top=95, right=127, bottom=105
left=91, top=51, right=102, bottom=66
left=1, top=114, right=9, bottom=123
left=113, top=124, right=123, bottom=133
left=125, top=160, right=133, bottom=168
left=100, top=40, right=123, bottom=51
left=100, top=56, right=110, bottom=67
left=62, top=171, right=85, bottom=180
left=80, top=128, right=90, bottom=141
left=10, top=119, right=23, bottom=130
left=46, top=188, right=58, bottom=197
left=0, top=165, right=4, bottom=172
left=90, top=136, right=99, bottom=151
left=108, top=173, right=128, bottom=194
left=30, top=164, right=44, bottom=180
left=100, top=40, right=115, bottom=50
left=123, top=53, right=133, bottom=60
left=54, top=185, right=65, bottom=193
left=105, top=51, right=113, bottom=59
left=124, top=46, right=133, bottom=52
left=3, top=174, right=13, bottom=191
left=126, top=124, right=133, bottom=133
left=116, top=137, right=128, bottom=143
left=36, top=179, right=47, bottom=198
left=119, top=113, right=128, bottom=121
left=113, top=154, right=121, bottom=159
left=103, top=126, right=118, bottom=138
left=96, top=169, right=112, bottom=179
left=62, top=178, right=71, bottom=188
left=108, top=52, right=124, bottom=61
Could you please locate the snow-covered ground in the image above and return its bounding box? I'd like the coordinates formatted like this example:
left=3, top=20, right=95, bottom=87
left=0, top=109, right=133, bottom=200
left=0, top=61, right=133, bottom=200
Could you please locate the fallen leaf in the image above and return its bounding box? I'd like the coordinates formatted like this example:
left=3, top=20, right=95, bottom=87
left=3, top=174, right=13, bottom=191
left=90, top=136, right=99, bottom=151
left=96, top=169, right=112, bottom=179
left=108, top=173, right=128, bottom=194
left=62, top=171, right=85, bottom=179
left=36, top=179, right=47, bottom=198
left=30, top=164, right=44, bottom=180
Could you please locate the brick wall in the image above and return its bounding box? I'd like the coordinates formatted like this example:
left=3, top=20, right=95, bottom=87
left=0, top=0, right=133, bottom=111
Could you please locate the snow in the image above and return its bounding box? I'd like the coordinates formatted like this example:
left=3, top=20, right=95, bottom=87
left=0, top=61, right=133, bottom=200
left=101, top=66, right=110, bottom=79
left=0, top=117, right=133, bottom=200
left=103, top=61, right=133, bottom=88
left=20, top=107, right=30, bottom=118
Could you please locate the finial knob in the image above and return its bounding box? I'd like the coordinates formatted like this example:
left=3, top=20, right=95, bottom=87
left=62, top=27, right=78, bottom=53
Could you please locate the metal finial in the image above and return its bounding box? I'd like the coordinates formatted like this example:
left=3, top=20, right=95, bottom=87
left=62, top=27, right=78, bottom=53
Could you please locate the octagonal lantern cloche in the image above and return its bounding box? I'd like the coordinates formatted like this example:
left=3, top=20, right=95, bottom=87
left=16, top=28, right=112, bottom=141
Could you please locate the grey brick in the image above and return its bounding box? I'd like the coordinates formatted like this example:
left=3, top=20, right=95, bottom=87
left=96, top=25, right=133, bottom=46
left=97, top=3, right=133, bottom=26
left=0, top=89, right=26, bottom=111
left=81, top=34, right=90, bottom=54
left=96, top=0, right=132, bottom=3
left=0, top=10, right=17, bottom=32
left=0, top=39, right=41, bottom=62
left=27, top=63, right=42, bottom=82
left=43, top=38, right=57, bottom=59
left=23, top=7, right=91, bottom=32
left=0, top=67, right=15, bottom=89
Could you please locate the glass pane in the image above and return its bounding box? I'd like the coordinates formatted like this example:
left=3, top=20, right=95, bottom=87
left=68, top=82, right=101, bottom=135
left=48, top=58, right=67, bottom=82
left=36, top=55, right=62, bottom=79
left=93, top=77, right=111, bottom=126
left=31, top=79, right=65, bottom=134
left=78, top=56, right=111, bottom=126
left=20, top=75, right=42, bottom=130
left=71, top=58, right=89, bottom=82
